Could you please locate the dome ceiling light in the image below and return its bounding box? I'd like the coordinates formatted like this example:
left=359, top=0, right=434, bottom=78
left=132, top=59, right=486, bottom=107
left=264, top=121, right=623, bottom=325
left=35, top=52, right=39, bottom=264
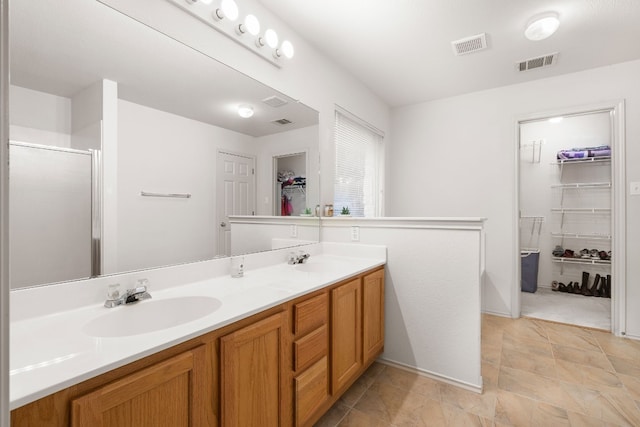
left=525, top=12, right=560, bottom=41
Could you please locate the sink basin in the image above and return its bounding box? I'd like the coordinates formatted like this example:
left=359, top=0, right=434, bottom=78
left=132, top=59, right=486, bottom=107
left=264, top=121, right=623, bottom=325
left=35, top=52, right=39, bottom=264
left=83, top=296, right=222, bottom=338
left=294, top=263, right=328, bottom=274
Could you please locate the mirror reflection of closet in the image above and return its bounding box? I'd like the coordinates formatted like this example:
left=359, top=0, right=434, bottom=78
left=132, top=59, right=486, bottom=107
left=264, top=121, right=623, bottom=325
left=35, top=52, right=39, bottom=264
left=274, top=152, right=307, bottom=216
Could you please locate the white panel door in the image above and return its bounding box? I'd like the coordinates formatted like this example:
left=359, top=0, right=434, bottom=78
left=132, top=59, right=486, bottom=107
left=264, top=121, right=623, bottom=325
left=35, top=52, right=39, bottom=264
left=216, top=151, right=255, bottom=256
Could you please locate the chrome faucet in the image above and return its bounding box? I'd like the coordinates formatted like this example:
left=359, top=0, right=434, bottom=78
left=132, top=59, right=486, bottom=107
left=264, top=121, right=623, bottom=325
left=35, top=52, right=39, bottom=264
left=288, top=251, right=311, bottom=265
left=104, top=279, right=152, bottom=308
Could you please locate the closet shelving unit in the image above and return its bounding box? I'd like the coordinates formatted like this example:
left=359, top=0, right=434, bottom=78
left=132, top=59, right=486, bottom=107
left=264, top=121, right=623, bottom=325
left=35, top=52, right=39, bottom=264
left=550, top=156, right=612, bottom=275
left=280, top=180, right=306, bottom=216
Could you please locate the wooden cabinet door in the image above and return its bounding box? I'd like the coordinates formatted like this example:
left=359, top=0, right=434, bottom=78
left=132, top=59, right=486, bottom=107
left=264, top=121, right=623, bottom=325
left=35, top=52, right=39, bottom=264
left=220, top=312, right=285, bottom=427
left=331, top=278, right=362, bottom=393
left=363, top=268, right=385, bottom=364
left=71, top=345, right=208, bottom=427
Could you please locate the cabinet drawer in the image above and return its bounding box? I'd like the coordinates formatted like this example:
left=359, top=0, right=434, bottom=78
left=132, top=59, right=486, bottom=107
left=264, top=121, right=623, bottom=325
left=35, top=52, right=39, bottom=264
left=293, top=293, right=328, bottom=336
left=295, top=356, right=329, bottom=427
left=293, top=325, right=327, bottom=372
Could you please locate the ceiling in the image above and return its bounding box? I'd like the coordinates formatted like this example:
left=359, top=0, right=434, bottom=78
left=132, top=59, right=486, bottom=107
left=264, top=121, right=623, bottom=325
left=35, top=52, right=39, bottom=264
left=259, top=0, right=640, bottom=107
left=10, top=0, right=318, bottom=137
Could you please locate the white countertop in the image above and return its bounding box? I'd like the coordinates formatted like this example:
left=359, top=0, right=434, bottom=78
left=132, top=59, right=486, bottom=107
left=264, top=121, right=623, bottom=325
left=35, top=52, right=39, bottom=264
left=10, top=245, right=386, bottom=410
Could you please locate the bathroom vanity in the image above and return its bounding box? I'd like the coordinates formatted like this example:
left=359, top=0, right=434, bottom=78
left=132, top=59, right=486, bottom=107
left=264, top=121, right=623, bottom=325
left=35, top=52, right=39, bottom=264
left=10, top=246, right=385, bottom=426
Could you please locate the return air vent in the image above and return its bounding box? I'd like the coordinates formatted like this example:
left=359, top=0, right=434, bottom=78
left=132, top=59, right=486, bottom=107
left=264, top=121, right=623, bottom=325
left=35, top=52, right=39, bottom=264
left=262, top=95, right=288, bottom=108
left=451, top=33, right=488, bottom=56
left=272, top=118, right=292, bottom=126
left=517, top=52, right=558, bottom=72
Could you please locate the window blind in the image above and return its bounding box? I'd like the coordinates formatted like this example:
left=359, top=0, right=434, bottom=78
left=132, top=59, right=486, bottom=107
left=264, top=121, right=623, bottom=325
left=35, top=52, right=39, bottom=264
left=333, top=110, right=382, bottom=217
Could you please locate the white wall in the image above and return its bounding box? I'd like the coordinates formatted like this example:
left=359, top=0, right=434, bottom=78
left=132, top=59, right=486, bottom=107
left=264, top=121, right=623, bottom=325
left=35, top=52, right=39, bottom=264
left=117, top=99, right=256, bottom=272
left=389, top=60, right=640, bottom=338
left=520, top=113, right=611, bottom=291
left=9, top=85, right=71, bottom=147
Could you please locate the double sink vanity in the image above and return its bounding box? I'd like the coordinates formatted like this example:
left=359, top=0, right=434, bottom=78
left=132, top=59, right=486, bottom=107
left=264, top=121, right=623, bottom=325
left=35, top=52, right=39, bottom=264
left=10, top=243, right=386, bottom=426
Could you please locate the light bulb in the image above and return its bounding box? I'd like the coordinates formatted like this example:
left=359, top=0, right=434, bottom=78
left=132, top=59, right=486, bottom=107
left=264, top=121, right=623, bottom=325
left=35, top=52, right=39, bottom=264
left=238, top=105, right=254, bottom=118
left=525, top=12, right=559, bottom=41
left=280, top=40, right=294, bottom=59
left=264, top=29, right=278, bottom=48
left=244, top=14, right=260, bottom=36
left=215, top=0, right=238, bottom=21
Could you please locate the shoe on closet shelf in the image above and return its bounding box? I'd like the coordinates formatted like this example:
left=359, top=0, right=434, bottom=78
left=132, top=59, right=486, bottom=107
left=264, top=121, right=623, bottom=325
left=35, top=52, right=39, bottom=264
left=580, top=248, right=591, bottom=259
left=590, top=249, right=600, bottom=259
left=552, top=245, right=565, bottom=257
left=562, top=249, right=575, bottom=258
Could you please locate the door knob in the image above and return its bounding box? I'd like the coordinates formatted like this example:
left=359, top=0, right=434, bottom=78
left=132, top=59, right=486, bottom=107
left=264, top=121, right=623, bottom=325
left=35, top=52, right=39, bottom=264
left=220, top=221, right=227, bottom=227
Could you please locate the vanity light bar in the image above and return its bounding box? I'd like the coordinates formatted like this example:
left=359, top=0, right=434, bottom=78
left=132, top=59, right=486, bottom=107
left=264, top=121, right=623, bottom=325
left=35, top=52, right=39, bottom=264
left=167, top=0, right=294, bottom=68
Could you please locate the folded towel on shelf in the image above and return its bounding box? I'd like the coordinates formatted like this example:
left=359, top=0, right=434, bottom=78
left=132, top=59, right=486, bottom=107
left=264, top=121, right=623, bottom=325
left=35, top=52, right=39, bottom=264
left=557, top=145, right=611, bottom=160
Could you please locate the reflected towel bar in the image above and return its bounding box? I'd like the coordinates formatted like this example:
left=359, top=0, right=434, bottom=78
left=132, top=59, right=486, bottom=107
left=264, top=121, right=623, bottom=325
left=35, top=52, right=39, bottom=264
left=140, top=191, right=191, bottom=199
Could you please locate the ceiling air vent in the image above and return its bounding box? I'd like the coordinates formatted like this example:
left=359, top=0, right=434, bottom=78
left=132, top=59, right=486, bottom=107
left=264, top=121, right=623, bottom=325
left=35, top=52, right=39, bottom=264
left=262, top=95, right=288, bottom=108
left=451, top=33, right=488, bottom=56
left=517, top=52, right=558, bottom=72
left=272, top=118, right=292, bottom=126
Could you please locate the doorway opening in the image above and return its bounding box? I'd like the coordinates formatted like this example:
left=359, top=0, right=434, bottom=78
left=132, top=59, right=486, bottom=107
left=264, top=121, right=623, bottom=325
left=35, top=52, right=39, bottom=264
left=273, top=151, right=307, bottom=216
left=515, top=101, right=626, bottom=334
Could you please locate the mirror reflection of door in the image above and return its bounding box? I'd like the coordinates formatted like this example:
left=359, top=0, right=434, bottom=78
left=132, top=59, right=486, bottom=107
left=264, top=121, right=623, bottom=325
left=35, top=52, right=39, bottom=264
left=274, top=152, right=307, bottom=216
left=216, top=151, right=256, bottom=256
left=9, top=142, right=98, bottom=288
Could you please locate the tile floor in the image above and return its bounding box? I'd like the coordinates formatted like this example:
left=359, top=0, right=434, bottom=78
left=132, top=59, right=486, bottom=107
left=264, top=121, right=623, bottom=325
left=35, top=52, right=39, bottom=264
left=521, top=288, right=611, bottom=330
left=314, top=314, right=640, bottom=426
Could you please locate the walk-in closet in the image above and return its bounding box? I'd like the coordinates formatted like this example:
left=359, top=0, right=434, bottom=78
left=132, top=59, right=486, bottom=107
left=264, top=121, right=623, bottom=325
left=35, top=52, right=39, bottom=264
left=274, top=152, right=307, bottom=216
left=519, top=111, right=612, bottom=330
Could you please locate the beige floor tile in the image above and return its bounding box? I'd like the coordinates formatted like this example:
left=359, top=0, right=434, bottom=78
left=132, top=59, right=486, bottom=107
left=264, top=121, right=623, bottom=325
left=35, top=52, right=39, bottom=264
left=439, top=401, right=494, bottom=427
left=438, top=382, right=496, bottom=419
left=353, top=381, right=427, bottom=426
left=500, top=346, right=557, bottom=379
left=608, top=354, right=640, bottom=378
left=617, top=373, right=640, bottom=401
left=551, top=343, right=614, bottom=372
left=340, top=374, right=372, bottom=407
left=497, top=366, right=565, bottom=406
left=375, top=366, right=441, bottom=400
left=558, top=381, right=640, bottom=426
left=591, top=330, right=640, bottom=359
left=555, top=359, right=624, bottom=392
left=566, top=410, right=621, bottom=427
left=494, top=390, right=534, bottom=426
left=337, top=408, right=394, bottom=427
left=544, top=327, right=601, bottom=353
left=501, top=333, right=553, bottom=359
left=530, top=401, right=569, bottom=427
left=502, top=318, right=549, bottom=343
left=482, top=341, right=502, bottom=366
left=315, top=402, right=351, bottom=427
left=482, top=362, right=500, bottom=391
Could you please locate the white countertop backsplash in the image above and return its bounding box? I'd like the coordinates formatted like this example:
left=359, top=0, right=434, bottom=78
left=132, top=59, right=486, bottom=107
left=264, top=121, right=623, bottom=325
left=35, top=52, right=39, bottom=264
left=10, top=242, right=386, bottom=410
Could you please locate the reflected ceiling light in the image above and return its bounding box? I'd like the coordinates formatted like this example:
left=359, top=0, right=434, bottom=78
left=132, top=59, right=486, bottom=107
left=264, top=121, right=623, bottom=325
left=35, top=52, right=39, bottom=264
left=237, top=14, right=260, bottom=36
left=214, top=0, right=238, bottom=21
left=264, top=29, right=279, bottom=48
left=549, top=116, right=564, bottom=123
left=525, top=12, right=560, bottom=41
left=238, top=105, right=254, bottom=118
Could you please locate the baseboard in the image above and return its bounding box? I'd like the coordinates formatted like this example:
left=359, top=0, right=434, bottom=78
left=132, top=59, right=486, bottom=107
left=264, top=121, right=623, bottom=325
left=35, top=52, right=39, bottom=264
left=376, top=358, right=483, bottom=394
left=481, top=309, right=512, bottom=318
left=623, top=333, right=640, bottom=341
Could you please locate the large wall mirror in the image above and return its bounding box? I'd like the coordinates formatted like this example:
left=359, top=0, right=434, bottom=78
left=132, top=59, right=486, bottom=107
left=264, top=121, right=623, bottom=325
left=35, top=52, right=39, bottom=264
left=8, top=0, right=320, bottom=289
